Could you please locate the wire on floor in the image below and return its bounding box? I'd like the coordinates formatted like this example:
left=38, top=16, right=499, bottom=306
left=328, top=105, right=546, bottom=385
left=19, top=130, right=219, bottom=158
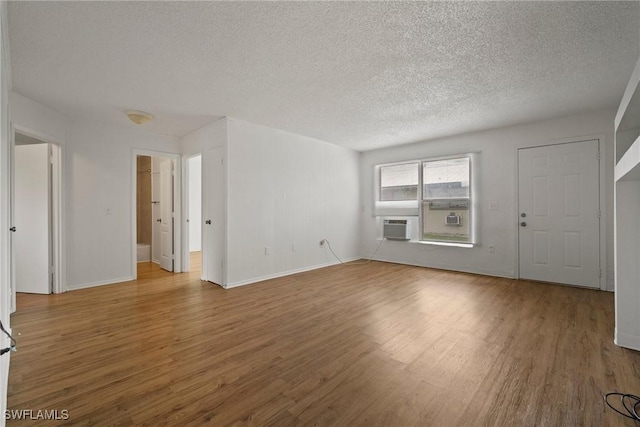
left=0, top=320, right=17, bottom=356
left=604, top=392, right=640, bottom=422
left=323, top=238, right=385, bottom=266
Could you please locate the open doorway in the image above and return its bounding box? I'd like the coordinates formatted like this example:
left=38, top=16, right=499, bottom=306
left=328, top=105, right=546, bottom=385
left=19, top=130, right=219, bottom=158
left=181, top=146, right=225, bottom=287
left=12, top=131, right=62, bottom=301
left=134, top=153, right=180, bottom=278
left=184, top=154, right=202, bottom=275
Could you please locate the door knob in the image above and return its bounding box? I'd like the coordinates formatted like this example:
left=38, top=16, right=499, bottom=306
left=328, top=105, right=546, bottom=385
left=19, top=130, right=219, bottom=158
left=520, top=222, right=527, bottom=227
left=9, top=227, right=16, bottom=232
left=205, top=220, right=212, bottom=225
left=520, top=213, right=527, bottom=218
left=156, top=218, right=161, bottom=223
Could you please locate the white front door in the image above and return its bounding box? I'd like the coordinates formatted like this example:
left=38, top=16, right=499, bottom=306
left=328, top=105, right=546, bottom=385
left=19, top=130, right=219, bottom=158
left=518, top=140, right=600, bottom=288
left=159, top=158, right=174, bottom=272
left=203, top=146, right=224, bottom=285
left=14, top=143, right=51, bottom=294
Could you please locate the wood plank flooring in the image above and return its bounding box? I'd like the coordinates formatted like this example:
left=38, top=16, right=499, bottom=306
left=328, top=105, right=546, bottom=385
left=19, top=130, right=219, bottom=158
left=7, top=260, right=640, bottom=426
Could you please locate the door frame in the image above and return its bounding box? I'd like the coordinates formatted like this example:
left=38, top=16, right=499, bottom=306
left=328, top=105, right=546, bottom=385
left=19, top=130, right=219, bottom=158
left=11, top=124, right=65, bottom=303
left=131, top=149, right=182, bottom=278
left=181, top=153, right=203, bottom=274
left=515, top=135, right=607, bottom=291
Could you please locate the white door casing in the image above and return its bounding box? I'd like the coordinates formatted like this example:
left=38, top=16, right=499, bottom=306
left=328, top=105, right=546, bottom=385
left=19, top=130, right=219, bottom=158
left=518, top=140, right=600, bottom=288
left=14, top=143, right=50, bottom=294
left=203, top=146, right=224, bottom=285
left=159, top=158, right=174, bottom=272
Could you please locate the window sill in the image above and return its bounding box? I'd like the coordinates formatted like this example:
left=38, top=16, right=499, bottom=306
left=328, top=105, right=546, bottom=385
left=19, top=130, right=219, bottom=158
left=417, top=241, right=474, bottom=248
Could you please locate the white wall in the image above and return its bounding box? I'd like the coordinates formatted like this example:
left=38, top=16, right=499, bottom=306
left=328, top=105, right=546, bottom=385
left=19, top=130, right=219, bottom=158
left=225, top=118, right=361, bottom=287
left=181, top=118, right=227, bottom=157
left=9, top=92, right=67, bottom=144
left=188, top=155, right=202, bottom=252
left=65, top=120, right=180, bottom=289
left=0, top=2, right=11, bottom=423
left=361, top=110, right=615, bottom=287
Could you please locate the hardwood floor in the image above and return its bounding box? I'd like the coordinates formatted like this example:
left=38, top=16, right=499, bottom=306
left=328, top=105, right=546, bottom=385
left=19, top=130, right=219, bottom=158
left=7, top=261, right=640, bottom=426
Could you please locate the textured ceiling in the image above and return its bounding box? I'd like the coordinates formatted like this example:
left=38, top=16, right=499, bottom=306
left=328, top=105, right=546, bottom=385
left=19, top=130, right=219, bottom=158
left=7, top=1, right=640, bottom=151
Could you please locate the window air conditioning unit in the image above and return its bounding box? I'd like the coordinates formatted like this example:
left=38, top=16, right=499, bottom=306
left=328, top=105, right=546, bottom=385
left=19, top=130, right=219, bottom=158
left=383, top=219, right=410, bottom=241
left=445, top=212, right=461, bottom=226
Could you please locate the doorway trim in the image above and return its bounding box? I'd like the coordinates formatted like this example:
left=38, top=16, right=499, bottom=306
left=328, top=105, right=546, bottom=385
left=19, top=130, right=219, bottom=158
left=181, top=153, right=203, bottom=274
left=515, top=134, right=607, bottom=291
left=131, top=149, right=182, bottom=278
left=11, top=124, right=65, bottom=303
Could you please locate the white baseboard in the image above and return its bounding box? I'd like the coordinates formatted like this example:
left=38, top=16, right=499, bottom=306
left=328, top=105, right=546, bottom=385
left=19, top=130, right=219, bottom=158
left=606, top=269, right=614, bottom=292
left=66, top=276, right=135, bottom=291
left=615, top=328, right=640, bottom=351
left=370, top=257, right=516, bottom=280
left=225, top=257, right=361, bottom=289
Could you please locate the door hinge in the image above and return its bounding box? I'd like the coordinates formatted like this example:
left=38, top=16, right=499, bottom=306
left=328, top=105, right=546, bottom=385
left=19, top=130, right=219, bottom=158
left=599, top=269, right=602, bottom=278
left=597, top=210, right=601, bottom=219
left=221, top=157, right=224, bottom=165
left=597, top=151, right=600, bottom=160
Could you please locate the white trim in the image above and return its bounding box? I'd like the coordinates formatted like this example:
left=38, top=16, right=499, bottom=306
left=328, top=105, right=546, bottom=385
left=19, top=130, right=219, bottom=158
left=1, top=1, right=10, bottom=91
left=181, top=155, right=190, bottom=273
left=371, top=257, right=515, bottom=280
left=225, top=257, right=360, bottom=289
left=7, top=123, right=13, bottom=312
left=131, top=149, right=182, bottom=278
left=418, top=241, right=474, bottom=248
left=614, top=328, right=640, bottom=352
left=66, top=276, right=135, bottom=291
left=11, top=125, right=66, bottom=294
left=181, top=153, right=203, bottom=274
left=596, top=135, right=607, bottom=291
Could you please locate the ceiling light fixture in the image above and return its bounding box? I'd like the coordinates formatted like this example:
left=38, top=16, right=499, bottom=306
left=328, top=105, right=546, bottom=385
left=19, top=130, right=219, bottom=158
left=126, top=110, right=153, bottom=125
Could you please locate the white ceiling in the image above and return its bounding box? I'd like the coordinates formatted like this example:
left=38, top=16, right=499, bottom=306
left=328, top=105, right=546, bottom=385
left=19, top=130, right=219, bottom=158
left=7, top=1, right=640, bottom=151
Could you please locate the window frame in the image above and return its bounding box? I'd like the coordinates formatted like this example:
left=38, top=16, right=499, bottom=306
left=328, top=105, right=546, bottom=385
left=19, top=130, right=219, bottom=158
left=374, top=153, right=476, bottom=247
left=419, top=155, right=473, bottom=245
left=373, top=160, right=420, bottom=217
left=379, top=162, right=420, bottom=202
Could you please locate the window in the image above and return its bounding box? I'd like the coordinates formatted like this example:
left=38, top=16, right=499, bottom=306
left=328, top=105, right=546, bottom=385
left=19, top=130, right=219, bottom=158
left=380, top=163, right=418, bottom=201
left=375, top=155, right=474, bottom=245
left=421, top=157, right=471, bottom=243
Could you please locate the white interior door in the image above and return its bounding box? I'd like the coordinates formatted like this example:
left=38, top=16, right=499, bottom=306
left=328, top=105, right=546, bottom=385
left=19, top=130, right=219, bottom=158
left=159, top=158, right=174, bottom=272
left=518, top=140, right=600, bottom=288
left=203, top=146, right=224, bottom=285
left=14, top=143, right=50, bottom=294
